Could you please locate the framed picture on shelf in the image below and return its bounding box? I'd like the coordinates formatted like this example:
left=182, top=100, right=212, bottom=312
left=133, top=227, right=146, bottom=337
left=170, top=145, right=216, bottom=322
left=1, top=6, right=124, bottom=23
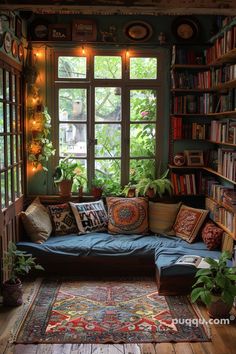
left=15, top=15, right=22, bottom=39
left=49, top=24, right=71, bottom=41
left=184, top=150, right=204, bottom=166
left=72, top=19, right=97, bottom=41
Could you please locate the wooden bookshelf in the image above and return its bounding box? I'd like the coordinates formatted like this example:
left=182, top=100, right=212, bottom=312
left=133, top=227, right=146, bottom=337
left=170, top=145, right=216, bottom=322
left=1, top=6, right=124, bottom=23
left=202, top=167, right=236, bottom=185
left=171, top=64, right=209, bottom=70
left=171, top=88, right=214, bottom=93
left=206, top=111, right=236, bottom=118
left=213, top=79, right=236, bottom=91
left=207, top=140, right=236, bottom=147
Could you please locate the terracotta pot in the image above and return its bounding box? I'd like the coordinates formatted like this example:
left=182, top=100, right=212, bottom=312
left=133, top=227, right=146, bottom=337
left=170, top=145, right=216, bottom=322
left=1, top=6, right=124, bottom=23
left=127, top=188, right=136, bottom=198
left=92, top=187, right=103, bottom=198
left=145, top=188, right=155, bottom=199
left=78, top=186, right=83, bottom=198
left=207, top=297, right=232, bottom=318
left=59, top=179, right=73, bottom=197
left=2, top=279, right=23, bottom=307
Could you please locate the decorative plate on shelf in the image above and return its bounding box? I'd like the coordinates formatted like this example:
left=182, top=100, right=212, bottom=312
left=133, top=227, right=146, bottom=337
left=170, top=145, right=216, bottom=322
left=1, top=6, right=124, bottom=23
left=30, top=20, right=49, bottom=41
left=3, top=32, right=12, bottom=53
left=172, top=16, right=200, bottom=42
left=124, top=21, right=153, bottom=42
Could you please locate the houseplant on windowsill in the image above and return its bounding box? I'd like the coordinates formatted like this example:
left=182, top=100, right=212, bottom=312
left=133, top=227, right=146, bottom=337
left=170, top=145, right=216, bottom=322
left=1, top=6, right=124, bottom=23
left=53, top=156, right=86, bottom=197
left=136, top=169, right=173, bottom=199
left=91, top=177, right=104, bottom=198
left=2, top=242, right=44, bottom=307
left=191, top=251, right=236, bottom=318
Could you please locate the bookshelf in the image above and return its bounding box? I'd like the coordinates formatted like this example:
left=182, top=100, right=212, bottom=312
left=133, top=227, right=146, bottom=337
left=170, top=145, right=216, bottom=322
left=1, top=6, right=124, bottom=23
left=170, top=27, right=236, bottom=242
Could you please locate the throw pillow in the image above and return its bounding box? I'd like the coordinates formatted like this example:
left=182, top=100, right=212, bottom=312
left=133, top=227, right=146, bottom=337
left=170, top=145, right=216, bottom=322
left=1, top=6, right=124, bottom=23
left=20, top=197, right=52, bottom=243
left=48, top=203, right=78, bottom=236
left=106, top=197, right=148, bottom=235
left=69, top=200, right=108, bottom=234
left=201, top=221, right=223, bottom=250
left=173, top=205, right=208, bottom=243
left=149, top=201, right=181, bottom=234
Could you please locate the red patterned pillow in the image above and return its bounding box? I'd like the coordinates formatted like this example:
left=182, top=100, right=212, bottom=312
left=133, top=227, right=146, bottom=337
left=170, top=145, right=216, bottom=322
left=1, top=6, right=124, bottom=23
left=173, top=205, right=208, bottom=243
left=106, top=197, right=148, bottom=235
left=201, top=221, right=223, bottom=250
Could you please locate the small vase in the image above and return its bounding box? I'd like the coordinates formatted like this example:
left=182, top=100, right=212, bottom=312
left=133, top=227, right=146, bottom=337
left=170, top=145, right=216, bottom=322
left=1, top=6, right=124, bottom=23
left=59, top=179, right=73, bottom=197
left=2, top=279, right=23, bottom=307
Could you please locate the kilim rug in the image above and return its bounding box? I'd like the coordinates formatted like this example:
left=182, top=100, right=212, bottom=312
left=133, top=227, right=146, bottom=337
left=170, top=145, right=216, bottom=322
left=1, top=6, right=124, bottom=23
left=12, top=277, right=210, bottom=344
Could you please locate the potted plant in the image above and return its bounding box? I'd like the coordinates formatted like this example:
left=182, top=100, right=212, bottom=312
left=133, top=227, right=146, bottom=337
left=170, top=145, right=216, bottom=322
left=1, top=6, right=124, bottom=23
left=2, top=242, right=44, bottom=307
left=136, top=170, right=173, bottom=199
left=91, top=177, right=104, bottom=198
left=53, top=156, right=86, bottom=197
left=191, top=251, right=236, bottom=318
left=122, top=182, right=137, bottom=198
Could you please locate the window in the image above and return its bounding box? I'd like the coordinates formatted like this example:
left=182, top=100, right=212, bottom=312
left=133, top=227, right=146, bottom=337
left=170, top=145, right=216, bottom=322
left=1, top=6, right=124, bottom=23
left=55, top=49, right=165, bottom=193
left=0, top=60, right=23, bottom=209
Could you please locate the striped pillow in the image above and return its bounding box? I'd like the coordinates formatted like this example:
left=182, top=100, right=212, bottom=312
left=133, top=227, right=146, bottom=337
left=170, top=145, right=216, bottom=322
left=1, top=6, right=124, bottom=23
left=149, top=202, right=181, bottom=235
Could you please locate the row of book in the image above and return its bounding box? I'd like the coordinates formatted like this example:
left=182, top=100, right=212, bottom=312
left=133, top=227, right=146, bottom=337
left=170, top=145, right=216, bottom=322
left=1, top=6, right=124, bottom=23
left=205, top=24, right=236, bottom=64
left=211, top=64, right=236, bottom=86
left=171, top=173, right=197, bottom=195
left=217, top=148, right=236, bottom=181
left=171, top=70, right=212, bottom=90
left=171, top=46, right=205, bottom=65
left=205, top=197, right=235, bottom=234
left=210, top=119, right=236, bottom=144
left=171, top=116, right=208, bottom=140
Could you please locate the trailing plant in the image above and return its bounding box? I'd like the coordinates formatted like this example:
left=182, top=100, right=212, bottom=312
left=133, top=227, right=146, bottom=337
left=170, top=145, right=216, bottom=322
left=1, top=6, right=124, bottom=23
left=3, top=242, right=44, bottom=284
left=28, top=107, right=56, bottom=171
left=191, top=251, right=236, bottom=307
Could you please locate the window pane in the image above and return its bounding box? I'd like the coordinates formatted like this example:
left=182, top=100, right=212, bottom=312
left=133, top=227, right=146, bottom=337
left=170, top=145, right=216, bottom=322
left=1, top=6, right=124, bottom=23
left=58, top=56, right=86, bottom=78
left=12, top=74, right=16, bottom=102
left=13, top=135, right=16, bottom=163
left=0, top=136, right=4, bottom=168
left=8, top=169, right=12, bottom=204
left=1, top=172, right=6, bottom=209
left=19, top=165, right=23, bottom=196
left=12, top=105, right=16, bottom=132
left=130, top=123, right=155, bottom=157
left=130, top=159, right=155, bottom=182
left=0, top=102, right=3, bottom=133
left=71, top=159, right=87, bottom=192
left=59, top=88, right=87, bottom=121
left=14, top=167, right=17, bottom=198
left=59, top=123, right=87, bottom=157
left=95, top=124, right=121, bottom=157
left=0, top=68, right=3, bottom=99
left=94, top=56, right=122, bottom=79
left=95, top=87, right=121, bottom=121
left=17, top=106, right=21, bottom=131
left=7, top=135, right=11, bottom=165
left=130, top=89, right=157, bottom=121
left=95, top=159, right=121, bottom=194
left=6, top=104, right=10, bottom=132
left=5, top=71, right=10, bottom=100
left=130, top=57, right=157, bottom=79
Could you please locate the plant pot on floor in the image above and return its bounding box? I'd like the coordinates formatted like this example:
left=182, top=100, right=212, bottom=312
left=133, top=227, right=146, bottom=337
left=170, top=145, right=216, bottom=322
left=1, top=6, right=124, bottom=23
left=59, top=179, right=73, bottom=197
left=207, top=296, right=233, bottom=318
left=2, top=278, right=23, bottom=307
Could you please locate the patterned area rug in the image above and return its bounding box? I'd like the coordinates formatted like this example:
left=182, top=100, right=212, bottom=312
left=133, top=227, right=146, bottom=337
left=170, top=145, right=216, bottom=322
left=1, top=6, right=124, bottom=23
left=13, top=278, right=210, bottom=344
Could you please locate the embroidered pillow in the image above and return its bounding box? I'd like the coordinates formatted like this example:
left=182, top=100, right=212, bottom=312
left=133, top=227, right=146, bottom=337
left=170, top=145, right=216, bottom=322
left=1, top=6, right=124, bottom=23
left=48, top=203, right=78, bottom=236
left=201, top=221, right=223, bottom=250
left=20, top=197, right=52, bottom=243
left=106, top=197, right=148, bottom=235
left=149, top=201, right=181, bottom=235
left=173, top=205, right=208, bottom=243
left=69, top=200, right=108, bottom=234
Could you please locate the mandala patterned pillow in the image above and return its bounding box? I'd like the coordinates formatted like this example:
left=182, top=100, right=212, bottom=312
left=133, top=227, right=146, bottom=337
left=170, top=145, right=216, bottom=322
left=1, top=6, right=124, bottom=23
left=173, top=205, right=208, bottom=243
left=106, top=197, right=148, bottom=235
left=48, top=203, right=78, bottom=236
left=201, top=221, right=223, bottom=250
left=69, top=200, right=108, bottom=234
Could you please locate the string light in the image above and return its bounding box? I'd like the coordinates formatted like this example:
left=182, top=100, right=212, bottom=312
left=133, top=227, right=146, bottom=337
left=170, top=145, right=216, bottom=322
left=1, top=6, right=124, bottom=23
left=81, top=45, right=86, bottom=55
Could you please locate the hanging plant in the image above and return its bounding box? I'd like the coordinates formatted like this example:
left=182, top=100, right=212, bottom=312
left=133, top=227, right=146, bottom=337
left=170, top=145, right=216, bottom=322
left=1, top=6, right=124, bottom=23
left=28, top=106, right=56, bottom=171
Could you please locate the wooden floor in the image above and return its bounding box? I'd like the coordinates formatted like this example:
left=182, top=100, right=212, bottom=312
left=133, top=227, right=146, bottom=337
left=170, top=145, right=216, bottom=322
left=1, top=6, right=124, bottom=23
left=1, top=280, right=236, bottom=354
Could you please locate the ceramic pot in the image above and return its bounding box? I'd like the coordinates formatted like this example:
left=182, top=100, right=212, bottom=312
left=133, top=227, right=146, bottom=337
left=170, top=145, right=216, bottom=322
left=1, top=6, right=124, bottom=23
left=59, top=179, right=73, bottom=197
left=145, top=188, right=155, bottom=199
left=92, top=187, right=103, bottom=198
left=2, top=279, right=23, bottom=307
left=207, top=296, right=232, bottom=318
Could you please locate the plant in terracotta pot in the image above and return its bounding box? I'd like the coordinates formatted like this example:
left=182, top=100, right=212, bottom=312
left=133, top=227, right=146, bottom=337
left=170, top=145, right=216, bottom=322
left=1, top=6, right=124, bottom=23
left=122, top=182, right=137, bottom=198
left=191, top=251, right=236, bottom=318
left=136, top=170, right=173, bottom=199
left=53, top=156, right=86, bottom=197
left=2, top=242, right=44, bottom=307
left=91, top=177, right=104, bottom=198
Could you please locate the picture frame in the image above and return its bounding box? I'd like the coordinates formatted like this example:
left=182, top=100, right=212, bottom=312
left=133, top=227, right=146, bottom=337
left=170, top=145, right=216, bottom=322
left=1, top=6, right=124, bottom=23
left=184, top=150, right=204, bottom=166
left=30, top=20, right=49, bottom=41
left=49, top=24, right=71, bottom=41
left=15, top=15, right=22, bottom=39
left=124, top=21, right=153, bottom=42
left=72, top=19, right=97, bottom=41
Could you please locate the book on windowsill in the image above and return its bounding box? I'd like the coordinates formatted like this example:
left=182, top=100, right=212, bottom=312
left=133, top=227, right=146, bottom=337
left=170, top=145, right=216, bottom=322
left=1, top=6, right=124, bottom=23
left=175, top=255, right=217, bottom=268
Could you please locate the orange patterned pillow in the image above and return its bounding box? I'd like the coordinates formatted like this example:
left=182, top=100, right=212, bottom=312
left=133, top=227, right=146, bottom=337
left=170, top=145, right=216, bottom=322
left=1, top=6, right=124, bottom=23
left=106, top=197, right=148, bottom=235
left=173, top=205, right=208, bottom=243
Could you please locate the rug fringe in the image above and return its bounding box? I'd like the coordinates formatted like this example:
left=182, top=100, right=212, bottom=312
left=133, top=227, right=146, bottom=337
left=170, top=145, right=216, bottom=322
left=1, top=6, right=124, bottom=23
left=8, top=278, right=43, bottom=344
